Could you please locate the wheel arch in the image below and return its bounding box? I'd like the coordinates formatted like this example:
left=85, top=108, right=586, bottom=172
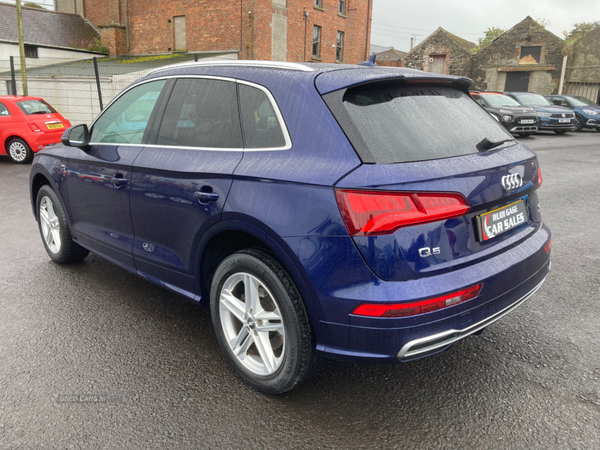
left=3, top=135, right=32, bottom=154
left=194, top=216, right=326, bottom=340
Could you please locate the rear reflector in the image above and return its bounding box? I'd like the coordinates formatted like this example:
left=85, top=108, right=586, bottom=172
left=351, top=284, right=483, bottom=318
left=544, top=238, right=551, bottom=254
left=335, top=189, right=470, bottom=236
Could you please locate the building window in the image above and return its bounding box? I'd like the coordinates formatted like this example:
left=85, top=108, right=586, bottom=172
left=336, top=31, right=344, bottom=62
left=24, top=45, right=38, bottom=58
left=519, top=46, right=541, bottom=64
left=339, top=0, right=346, bottom=15
left=314, top=0, right=323, bottom=8
left=312, top=25, right=321, bottom=59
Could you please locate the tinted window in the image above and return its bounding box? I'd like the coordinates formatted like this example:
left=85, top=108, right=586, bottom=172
left=0, top=103, right=9, bottom=116
left=16, top=100, right=56, bottom=115
left=157, top=78, right=242, bottom=148
left=480, top=94, right=521, bottom=107
left=239, top=84, right=286, bottom=149
left=91, top=80, right=166, bottom=144
left=329, top=83, right=511, bottom=164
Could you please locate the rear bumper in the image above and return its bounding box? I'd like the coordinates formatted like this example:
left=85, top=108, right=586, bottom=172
left=397, top=275, right=546, bottom=360
left=314, top=224, right=551, bottom=362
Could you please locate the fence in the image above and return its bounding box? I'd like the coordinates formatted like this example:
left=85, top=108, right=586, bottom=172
left=0, top=52, right=237, bottom=125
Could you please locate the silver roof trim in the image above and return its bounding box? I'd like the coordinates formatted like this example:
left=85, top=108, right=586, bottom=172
left=148, top=60, right=315, bottom=75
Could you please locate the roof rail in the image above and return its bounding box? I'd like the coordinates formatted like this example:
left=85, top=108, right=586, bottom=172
left=148, top=59, right=315, bottom=75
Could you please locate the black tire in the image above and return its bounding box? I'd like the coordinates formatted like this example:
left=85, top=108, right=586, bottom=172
left=574, top=115, right=584, bottom=132
left=553, top=130, right=568, bottom=135
left=210, top=249, right=323, bottom=394
left=36, top=185, right=89, bottom=264
left=6, top=137, right=33, bottom=164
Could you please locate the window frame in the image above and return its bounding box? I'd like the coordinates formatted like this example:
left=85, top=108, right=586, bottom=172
left=314, top=0, right=323, bottom=9
left=88, top=75, right=292, bottom=152
left=312, top=25, right=322, bottom=59
left=0, top=102, right=11, bottom=116
left=24, top=45, right=38, bottom=59
left=338, top=0, right=346, bottom=15
left=336, top=31, right=344, bottom=63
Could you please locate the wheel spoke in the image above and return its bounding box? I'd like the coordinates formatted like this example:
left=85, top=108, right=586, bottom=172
left=243, top=274, right=260, bottom=314
left=230, top=326, right=250, bottom=353
left=256, top=322, right=284, bottom=334
left=233, top=331, right=254, bottom=360
left=51, top=229, right=61, bottom=250
left=220, top=290, right=246, bottom=322
left=45, top=224, right=53, bottom=244
left=253, top=331, right=276, bottom=373
left=39, top=208, right=51, bottom=227
left=254, top=309, right=281, bottom=321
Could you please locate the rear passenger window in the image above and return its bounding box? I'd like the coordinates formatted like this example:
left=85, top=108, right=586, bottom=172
left=238, top=84, right=286, bottom=149
left=0, top=103, right=9, bottom=116
left=157, top=78, right=242, bottom=149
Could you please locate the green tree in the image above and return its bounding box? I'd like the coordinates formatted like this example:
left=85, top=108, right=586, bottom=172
left=477, top=27, right=506, bottom=49
left=563, top=21, right=600, bottom=43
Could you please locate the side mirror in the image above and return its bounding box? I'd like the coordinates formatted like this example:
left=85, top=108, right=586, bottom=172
left=61, top=124, right=90, bottom=147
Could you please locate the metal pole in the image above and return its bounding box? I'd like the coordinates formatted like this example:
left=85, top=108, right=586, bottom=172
left=93, top=57, right=103, bottom=111
left=16, top=0, right=28, bottom=95
left=558, top=54, right=568, bottom=95
left=9, top=56, right=17, bottom=95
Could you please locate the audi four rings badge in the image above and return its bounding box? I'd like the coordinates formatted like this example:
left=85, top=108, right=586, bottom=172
left=502, top=173, right=523, bottom=190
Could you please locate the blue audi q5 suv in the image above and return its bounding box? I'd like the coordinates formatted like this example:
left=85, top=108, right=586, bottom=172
left=30, top=61, right=551, bottom=394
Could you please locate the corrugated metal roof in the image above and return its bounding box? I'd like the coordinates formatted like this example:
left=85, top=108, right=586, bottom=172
left=0, top=2, right=99, bottom=49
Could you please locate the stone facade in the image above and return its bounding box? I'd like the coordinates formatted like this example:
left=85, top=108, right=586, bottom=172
left=568, top=26, right=600, bottom=83
left=401, top=27, right=475, bottom=77
left=70, top=0, right=372, bottom=63
left=471, top=16, right=566, bottom=95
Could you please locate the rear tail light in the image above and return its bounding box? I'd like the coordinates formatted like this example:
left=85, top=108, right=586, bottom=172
left=351, top=284, right=483, bottom=318
left=27, top=122, right=42, bottom=132
left=335, top=189, right=470, bottom=236
left=544, top=238, right=551, bottom=254
left=535, top=167, right=543, bottom=187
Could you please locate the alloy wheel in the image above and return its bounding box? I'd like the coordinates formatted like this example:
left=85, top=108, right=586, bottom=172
left=219, top=272, right=285, bottom=376
left=39, top=196, right=62, bottom=254
left=9, top=141, right=28, bottom=162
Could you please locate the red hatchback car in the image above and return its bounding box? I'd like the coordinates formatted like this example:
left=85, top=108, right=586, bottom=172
left=0, top=96, right=71, bottom=163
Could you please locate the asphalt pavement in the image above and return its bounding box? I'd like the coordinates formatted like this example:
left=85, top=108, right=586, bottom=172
left=0, top=131, right=598, bottom=449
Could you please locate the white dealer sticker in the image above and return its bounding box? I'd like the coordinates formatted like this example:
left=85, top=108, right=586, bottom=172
left=476, top=199, right=529, bottom=241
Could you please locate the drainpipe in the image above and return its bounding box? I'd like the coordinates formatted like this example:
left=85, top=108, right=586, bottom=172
left=558, top=54, right=568, bottom=95
left=125, top=0, right=130, bottom=53
left=364, top=0, right=371, bottom=60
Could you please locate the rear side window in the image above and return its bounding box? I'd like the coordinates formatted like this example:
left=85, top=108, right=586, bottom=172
left=16, top=99, right=56, bottom=115
left=0, top=103, right=9, bottom=116
left=157, top=78, right=242, bottom=149
left=326, top=83, right=511, bottom=164
left=238, top=84, right=286, bottom=149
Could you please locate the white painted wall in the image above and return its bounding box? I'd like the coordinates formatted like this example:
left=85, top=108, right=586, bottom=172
left=0, top=42, right=103, bottom=68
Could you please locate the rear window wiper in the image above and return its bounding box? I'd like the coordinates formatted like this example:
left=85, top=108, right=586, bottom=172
left=476, top=137, right=515, bottom=152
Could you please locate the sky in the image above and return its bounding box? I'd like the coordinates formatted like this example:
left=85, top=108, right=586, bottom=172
left=371, top=0, right=600, bottom=52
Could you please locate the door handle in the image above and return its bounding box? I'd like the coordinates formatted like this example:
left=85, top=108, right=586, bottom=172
left=194, top=191, right=219, bottom=202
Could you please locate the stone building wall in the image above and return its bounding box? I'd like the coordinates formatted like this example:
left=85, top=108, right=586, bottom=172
left=401, top=28, right=474, bottom=77
left=471, top=16, right=566, bottom=94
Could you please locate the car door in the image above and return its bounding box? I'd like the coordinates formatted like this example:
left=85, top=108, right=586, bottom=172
left=66, top=80, right=167, bottom=270
left=129, top=77, right=243, bottom=297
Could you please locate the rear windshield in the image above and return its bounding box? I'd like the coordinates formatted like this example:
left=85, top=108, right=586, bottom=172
left=326, top=83, right=511, bottom=164
left=16, top=99, right=56, bottom=115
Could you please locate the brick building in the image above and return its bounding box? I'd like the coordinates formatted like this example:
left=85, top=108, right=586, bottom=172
left=58, top=0, right=372, bottom=64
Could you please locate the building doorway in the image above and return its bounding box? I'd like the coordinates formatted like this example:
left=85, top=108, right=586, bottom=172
left=505, top=72, right=530, bottom=91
